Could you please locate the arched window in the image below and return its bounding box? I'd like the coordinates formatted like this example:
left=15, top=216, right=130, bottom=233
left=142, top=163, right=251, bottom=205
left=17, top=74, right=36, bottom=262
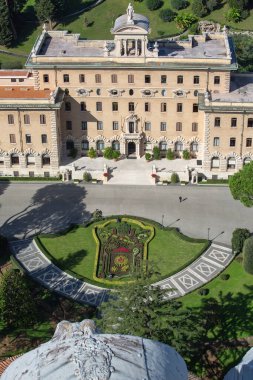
left=42, top=154, right=50, bottom=166
left=66, top=140, right=74, bottom=150
left=190, top=142, right=198, bottom=152
left=159, top=141, right=167, bottom=151
left=175, top=141, right=183, bottom=152
left=96, top=140, right=104, bottom=151
left=81, top=140, right=89, bottom=150
left=11, top=153, right=19, bottom=165
left=211, top=157, right=220, bottom=169
left=244, top=157, right=251, bottom=165
left=227, top=157, right=236, bottom=169
left=26, top=154, right=35, bottom=166
left=112, top=140, right=120, bottom=151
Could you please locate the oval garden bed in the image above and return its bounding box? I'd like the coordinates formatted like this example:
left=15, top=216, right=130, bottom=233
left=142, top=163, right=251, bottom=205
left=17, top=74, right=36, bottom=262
left=36, top=216, right=209, bottom=288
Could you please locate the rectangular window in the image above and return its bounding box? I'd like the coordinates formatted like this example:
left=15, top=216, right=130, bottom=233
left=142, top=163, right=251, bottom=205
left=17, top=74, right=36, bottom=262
left=111, top=74, right=117, bottom=83
left=214, top=76, right=220, bottom=85
left=65, top=102, right=71, bottom=111
left=214, top=117, right=220, bottom=127
left=44, top=171, right=50, bottom=178
left=246, top=138, right=252, bottom=147
left=97, top=121, right=103, bottom=130
left=25, top=134, right=31, bottom=144
left=145, top=122, right=151, bottom=131
left=129, top=102, right=134, bottom=112
left=95, top=74, right=101, bottom=83
left=63, top=74, right=69, bottom=83
left=161, top=75, right=167, bottom=84
left=81, top=121, right=87, bottom=130
left=231, top=118, right=237, bottom=127
left=9, top=134, right=16, bottom=143
left=112, top=121, right=119, bottom=130
left=160, top=122, right=167, bottom=132
left=161, top=103, right=167, bottom=112
left=193, top=103, right=198, bottom=112
left=145, top=75, right=151, bottom=83
left=43, top=74, right=49, bottom=83
left=177, top=75, right=183, bottom=84
left=96, top=102, right=102, bottom=111
left=145, top=102, right=150, bottom=112
left=80, top=102, right=86, bottom=111
left=41, top=134, right=47, bottom=144
left=79, top=74, right=85, bottom=83
left=213, top=137, right=220, bottom=146
left=247, top=118, right=253, bottom=128
left=112, top=102, right=118, bottom=111
left=192, top=122, right=198, bottom=132
left=176, top=122, right=182, bottom=131
left=177, top=103, right=183, bottom=112
left=8, top=114, right=14, bottom=124
left=11, top=78, right=16, bottom=82
left=230, top=138, right=236, bottom=147
left=24, top=114, right=30, bottom=124
left=29, top=171, right=35, bottom=177
left=128, top=74, right=134, bottom=83
left=193, top=76, right=199, bottom=84
left=40, top=114, right=46, bottom=124
left=66, top=121, right=72, bottom=130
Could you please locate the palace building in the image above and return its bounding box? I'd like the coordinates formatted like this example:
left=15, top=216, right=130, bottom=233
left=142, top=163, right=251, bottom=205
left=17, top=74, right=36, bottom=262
left=0, top=4, right=252, bottom=178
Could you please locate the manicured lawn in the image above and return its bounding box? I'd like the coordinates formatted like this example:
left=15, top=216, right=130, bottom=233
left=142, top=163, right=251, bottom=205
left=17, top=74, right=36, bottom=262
left=37, top=219, right=208, bottom=287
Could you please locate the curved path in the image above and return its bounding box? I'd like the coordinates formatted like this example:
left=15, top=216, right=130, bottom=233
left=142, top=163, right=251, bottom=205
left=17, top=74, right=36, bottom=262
left=10, top=239, right=234, bottom=306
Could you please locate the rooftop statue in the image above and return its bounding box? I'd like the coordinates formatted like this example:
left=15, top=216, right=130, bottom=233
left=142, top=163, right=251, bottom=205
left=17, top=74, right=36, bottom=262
left=127, top=2, right=134, bottom=22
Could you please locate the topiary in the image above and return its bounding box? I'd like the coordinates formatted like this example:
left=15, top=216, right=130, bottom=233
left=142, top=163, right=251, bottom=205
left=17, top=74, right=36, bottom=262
left=146, top=0, right=163, bottom=11
left=243, top=236, right=253, bottom=274
left=153, top=146, right=160, bottom=160
left=171, top=0, right=188, bottom=10
left=198, top=288, right=209, bottom=296
left=145, top=152, right=152, bottom=161
left=159, top=8, right=176, bottom=22
left=83, top=171, right=92, bottom=182
left=220, top=273, right=230, bottom=280
left=166, top=149, right=174, bottom=160
left=182, top=149, right=190, bottom=160
left=171, top=172, right=180, bottom=183
left=112, top=150, right=120, bottom=160
left=232, top=228, right=251, bottom=254
left=88, top=147, right=97, bottom=159
left=103, top=147, right=114, bottom=160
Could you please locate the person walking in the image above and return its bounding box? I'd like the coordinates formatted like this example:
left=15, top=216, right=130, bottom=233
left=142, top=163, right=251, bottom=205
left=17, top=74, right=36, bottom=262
left=179, top=196, right=182, bottom=203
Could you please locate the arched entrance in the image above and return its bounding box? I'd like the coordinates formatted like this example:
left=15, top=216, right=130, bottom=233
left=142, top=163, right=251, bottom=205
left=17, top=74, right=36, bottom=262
left=128, top=141, right=136, bottom=156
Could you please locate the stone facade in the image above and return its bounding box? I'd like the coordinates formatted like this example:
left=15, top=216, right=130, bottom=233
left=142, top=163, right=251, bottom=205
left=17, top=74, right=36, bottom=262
left=0, top=5, right=252, bottom=178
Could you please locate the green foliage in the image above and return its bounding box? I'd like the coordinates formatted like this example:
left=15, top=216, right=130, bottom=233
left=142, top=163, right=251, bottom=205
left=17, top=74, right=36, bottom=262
left=191, top=0, right=207, bottom=17
left=0, top=269, right=37, bottom=328
left=206, top=0, right=219, bottom=11
left=112, top=150, right=120, bottom=160
left=171, top=172, right=180, bottom=183
left=146, top=0, right=163, bottom=10
left=1, top=61, right=23, bottom=69
left=175, top=12, right=198, bottom=30
left=153, top=146, right=160, bottom=160
left=69, top=147, right=77, bottom=159
left=188, top=22, right=199, bottom=34
left=232, top=228, right=251, bottom=254
left=243, top=237, right=253, bottom=274
left=182, top=149, right=190, bottom=160
left=159, top=8, right=176, bottom=22
left=226, top=7, right=242, bottom=22
left=35, top=0, right=55, bottom=25
left=83, top=171, right=92, bottom=182
left=145, top=152, right=151, bottom=161
left=92, top=209, right=103, bottom=220
left=0, top=176, right=60, bottom=181
left=103, top=147, right=114, bottom=159
left=228, top=0, right=248, bottom=11
left=88, top=147, right=97, bottom=159
left=0, top=0, right=14, bottom=47
left=166, top=148, right=175, bottom=160
left=198, top=288, right=209, bottom=296
left=220, top=273, right=230, bottom=280
left=229, top=161, right=253, bottom=207
left=171, top=0, right=188, bottom=10
left=233, top=35, right=253, bottom=72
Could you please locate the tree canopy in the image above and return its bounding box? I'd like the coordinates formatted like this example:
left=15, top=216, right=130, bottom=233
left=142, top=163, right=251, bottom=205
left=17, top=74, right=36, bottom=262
left=229, top=161, right=253, bottom=207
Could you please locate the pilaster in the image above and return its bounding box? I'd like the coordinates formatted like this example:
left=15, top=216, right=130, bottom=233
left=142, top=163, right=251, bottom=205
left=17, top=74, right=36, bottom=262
left=203, top=112, right=211, bottom=171
left=50, top=111, right=60, bottom=173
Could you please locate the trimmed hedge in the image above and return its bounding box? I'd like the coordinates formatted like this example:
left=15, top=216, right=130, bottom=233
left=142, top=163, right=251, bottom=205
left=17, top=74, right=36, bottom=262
left=232, top=228, right=251, bottom=254
left=0, top=176, right=61, bottom=181
left=243, top=236, right=253, bottom=275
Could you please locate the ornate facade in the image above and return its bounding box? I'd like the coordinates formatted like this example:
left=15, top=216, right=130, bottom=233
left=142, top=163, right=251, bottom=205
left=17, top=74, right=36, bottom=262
left=0, top=5, right=252, bottom=177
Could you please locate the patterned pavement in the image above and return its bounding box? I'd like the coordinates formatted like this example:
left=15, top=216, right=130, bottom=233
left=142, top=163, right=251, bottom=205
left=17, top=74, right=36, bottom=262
left=10, top=240, right=234, bottom=306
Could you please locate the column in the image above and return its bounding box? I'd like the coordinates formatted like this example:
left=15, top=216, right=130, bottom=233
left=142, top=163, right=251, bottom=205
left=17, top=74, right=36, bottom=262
left=121, top=141, right=126, bottom=155
left=136, top=141, right=140, bottom=158
left=50, top=110, right=60, bottom=176
left=141, top=39, right=145, bottom=57
left=135, top=40, right=138, bottom=56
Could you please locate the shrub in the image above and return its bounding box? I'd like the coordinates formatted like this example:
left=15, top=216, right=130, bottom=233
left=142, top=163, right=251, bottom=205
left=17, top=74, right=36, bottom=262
left=171, top=172, right=180, bottom=183
left=171, top=0, right=188, bottom=10
left=220, top=273, right=230, bottom=280
left=92, top=209, right=103, bottom=220
left=145, top=152, right=152, bottom=161
left=182, top=149, right=190, bottom=160
left=83, top=171, right=92, bottom=182
left=69, top=147, right=78, bottom=159
left=1, top=61, right=23, bottom=69
left=188, top=22, right=199, bottom=34
left=191, top=0, right=207, bottom=17
left=146, top=0, right=163, bottom=11
left=226, top=7, right=242, bottom=22
left=112, top=150, right=120, bottom=160
left=198, top=288, right=209, bottom=296
left=175, top=13, right=198, bottom=30
left=103, top=147, right=114, bottom=160
left=206, top=0, right=219, bottom=11
left=88, top=147, right=97, bottom=158
left=159, top=8, right=176, bottom=22
left=243, top=237, right=253, bottom=274
left=166, top=149, right=174, bottom=160
left=153, top=146, right=161, bottom=160
left=232, top=228, right=251, bottom=254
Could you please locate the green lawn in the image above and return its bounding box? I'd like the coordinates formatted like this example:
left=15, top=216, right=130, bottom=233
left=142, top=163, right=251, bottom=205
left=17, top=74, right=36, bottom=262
left=37, top=219, right=208, bottom=287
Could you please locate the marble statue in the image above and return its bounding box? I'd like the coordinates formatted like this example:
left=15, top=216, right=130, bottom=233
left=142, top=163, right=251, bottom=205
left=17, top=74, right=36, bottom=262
left=127, top=3, right=134, bottom=22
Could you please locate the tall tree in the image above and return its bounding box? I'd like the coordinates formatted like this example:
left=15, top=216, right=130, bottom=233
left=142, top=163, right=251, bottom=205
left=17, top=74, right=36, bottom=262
left=0, top=0, right=13, bottom=47
left=229, top=161, right=253, bottom=207
left=35, top=0, right=55, bottom=29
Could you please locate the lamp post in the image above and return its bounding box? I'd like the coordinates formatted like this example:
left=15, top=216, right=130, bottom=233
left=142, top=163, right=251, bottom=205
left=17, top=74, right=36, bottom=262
left=162, top=214, right=164, bottom=227
left=208, top=227, right=210, bottom=241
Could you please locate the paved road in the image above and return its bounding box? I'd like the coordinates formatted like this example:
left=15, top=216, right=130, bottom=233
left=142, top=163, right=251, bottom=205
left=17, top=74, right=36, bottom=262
left=0, top=182, right=251, bottom=244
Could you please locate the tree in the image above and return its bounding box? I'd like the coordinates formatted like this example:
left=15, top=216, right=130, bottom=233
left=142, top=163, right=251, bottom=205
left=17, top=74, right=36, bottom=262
left=234, top=34, right=253, bottom=72
left=175, top=13, right=198, bottom=30
left=153, top=146, right=160, bottom=160
left=228, top=0, right=248, bottom=11
left=229, top=161, right=253, bottom=207
left=231, top=228, right=251, bottom=254
left=35, top=0, right=55, bottom=28
left=166, top=148, right=174, bottom=160
left=0, top=269, right=37, bottom=328
left=103, top=147, right=114, bottom=159
left=191, top=0, right=207, bottom=17
left=243, top=237, right=253, bottom=274
left=88, top=147, right=97, bottom=158
left=146, top=0, right=163, bottom=11
left=206, top=0, right=219, bottom=12
left=159, top=8, right=176, bottom=22
left=171, top=0, right=188, bottom=10
left=0, top=0, right=13, bottom=47
left=182, top=149, right=190, bottom=160
left=171, top=172, right=180, bottom=183
left=226, top=7, right=242, bottom=22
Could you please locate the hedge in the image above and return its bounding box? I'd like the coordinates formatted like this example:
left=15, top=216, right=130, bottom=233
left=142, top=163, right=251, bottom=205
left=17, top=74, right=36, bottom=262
left=243, top=236, right=253, bottom=275
left=0, top=176, right=61, bottom=182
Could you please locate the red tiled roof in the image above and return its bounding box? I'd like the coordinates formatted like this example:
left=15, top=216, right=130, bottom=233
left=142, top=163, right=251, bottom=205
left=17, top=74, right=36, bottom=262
left=0, top=71, right=29, bottom=78
left=0, top=87, right=51, bottom=99
left=0, top=355, right=22, bottom=375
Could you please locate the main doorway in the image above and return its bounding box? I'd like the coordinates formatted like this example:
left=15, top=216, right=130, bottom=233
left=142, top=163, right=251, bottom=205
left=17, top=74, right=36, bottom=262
left=128, top=141, right=136, bottom=156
